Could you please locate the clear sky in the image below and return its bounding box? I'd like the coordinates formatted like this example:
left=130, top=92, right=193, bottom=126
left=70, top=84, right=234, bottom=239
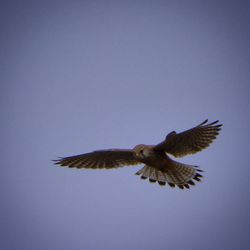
left=1, top=1, right=250, bottom=250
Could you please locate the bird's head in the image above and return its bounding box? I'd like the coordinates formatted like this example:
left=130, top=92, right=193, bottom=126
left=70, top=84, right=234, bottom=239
left=133, top=144, right=151, bottom=159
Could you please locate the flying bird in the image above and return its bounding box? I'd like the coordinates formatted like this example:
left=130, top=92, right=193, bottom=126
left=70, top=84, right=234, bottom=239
left=54, top=119, right=222, bottom=189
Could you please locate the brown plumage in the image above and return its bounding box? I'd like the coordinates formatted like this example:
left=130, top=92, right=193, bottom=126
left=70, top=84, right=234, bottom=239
left=54, top=119, right=222, bottom=189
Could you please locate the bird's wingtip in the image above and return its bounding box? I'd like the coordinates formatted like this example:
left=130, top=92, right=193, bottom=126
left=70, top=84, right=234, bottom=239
left=199, top=119, right=223, bottom=128
left=199, top=119, right=208, bottom=126
left=52, top=157, right=64, bottom=165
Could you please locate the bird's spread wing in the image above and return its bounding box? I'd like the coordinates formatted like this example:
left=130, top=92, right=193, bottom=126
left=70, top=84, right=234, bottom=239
left=53, top=149, right=140, bottom=169
left=155, top=120, right=222, bottom=157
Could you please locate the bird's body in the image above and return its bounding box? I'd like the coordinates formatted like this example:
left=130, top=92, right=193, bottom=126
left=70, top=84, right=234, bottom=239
left=133, top=144, right=167, bottom=167
left=54, top=119, right=222, bottom=189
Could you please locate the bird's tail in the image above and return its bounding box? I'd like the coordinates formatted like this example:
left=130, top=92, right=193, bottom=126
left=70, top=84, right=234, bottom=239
left=135, top=160, right=203, bottom=189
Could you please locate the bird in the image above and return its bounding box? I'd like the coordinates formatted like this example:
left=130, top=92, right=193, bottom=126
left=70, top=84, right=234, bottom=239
left=54, top=119, right=222, bottom=189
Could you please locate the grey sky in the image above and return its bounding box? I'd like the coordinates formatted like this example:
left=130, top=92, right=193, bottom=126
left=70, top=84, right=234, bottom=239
left=1, top=1, right=250, bottom=250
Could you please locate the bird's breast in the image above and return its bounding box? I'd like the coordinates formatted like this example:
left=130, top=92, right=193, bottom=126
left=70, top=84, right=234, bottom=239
left=141, top=150, right=168, bottom=168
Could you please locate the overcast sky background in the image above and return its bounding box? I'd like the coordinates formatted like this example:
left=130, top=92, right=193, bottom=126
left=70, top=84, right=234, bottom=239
left=1, top=1, right=250, bottom=250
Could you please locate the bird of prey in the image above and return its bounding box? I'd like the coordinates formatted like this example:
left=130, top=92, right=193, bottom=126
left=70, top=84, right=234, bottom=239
left=54, top=119, right=222, bottom=189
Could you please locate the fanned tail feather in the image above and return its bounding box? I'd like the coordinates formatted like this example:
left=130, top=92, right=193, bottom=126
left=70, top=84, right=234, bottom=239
left=135, top=160, right=203, bottom=189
